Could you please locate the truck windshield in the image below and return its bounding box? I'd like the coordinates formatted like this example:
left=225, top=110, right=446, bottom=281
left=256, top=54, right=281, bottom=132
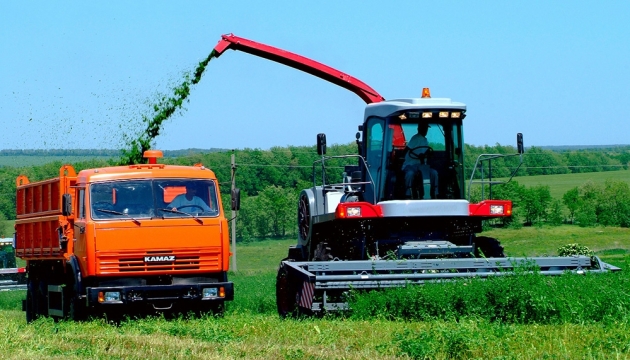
left=90, top=179, right=220, bottom=220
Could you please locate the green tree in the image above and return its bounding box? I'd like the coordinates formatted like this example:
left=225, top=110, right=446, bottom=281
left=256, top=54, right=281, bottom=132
left=258, top=185, right=297, bottom=237
left=0, top=212, right=13, bottom=238
left=520, top=185, right=552, bottom=226
left=598, top=179, right=630, bottom=227
left=575, top=181, right=601, bottom=227
left=562, top=187, right=580, bottom=224
left=547, top=199, right=564, bottom=226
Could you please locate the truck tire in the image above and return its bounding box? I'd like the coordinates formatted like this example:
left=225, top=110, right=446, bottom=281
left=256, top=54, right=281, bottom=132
left=66, top=259, right=86, bottom=321
left=473, top=236, right=505, bottom=258
left=25, top=282, right=37, bottom=323
left=212, top=302, right=225, bottom=317
left=67, top=287, right=86, bottom=321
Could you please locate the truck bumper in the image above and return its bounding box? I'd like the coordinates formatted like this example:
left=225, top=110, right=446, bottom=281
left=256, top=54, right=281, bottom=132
left=85, top=282, right=234, bottom=308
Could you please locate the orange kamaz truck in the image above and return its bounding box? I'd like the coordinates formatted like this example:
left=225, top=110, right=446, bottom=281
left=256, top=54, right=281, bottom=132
left=15, top=151, right=236, bottom=321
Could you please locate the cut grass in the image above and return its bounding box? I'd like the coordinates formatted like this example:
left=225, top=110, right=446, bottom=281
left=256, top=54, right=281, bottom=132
left=0, top=229, right=628, bottom=358
left=0, top=312, right=628, bottom=359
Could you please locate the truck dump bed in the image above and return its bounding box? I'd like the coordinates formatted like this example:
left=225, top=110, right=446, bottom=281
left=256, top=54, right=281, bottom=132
left=14, top=165, right=76, bottom=260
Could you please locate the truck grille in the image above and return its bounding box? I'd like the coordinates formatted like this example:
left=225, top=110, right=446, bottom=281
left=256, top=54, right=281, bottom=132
left=96, top=248, right=221, bottom=274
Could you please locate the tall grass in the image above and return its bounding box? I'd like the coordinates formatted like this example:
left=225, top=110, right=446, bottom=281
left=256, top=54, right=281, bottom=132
left=349, top=270, right=630, bottom=324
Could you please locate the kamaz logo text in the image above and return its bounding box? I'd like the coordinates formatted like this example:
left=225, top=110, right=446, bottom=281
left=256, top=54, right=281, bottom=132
left=144, top=255, right=176, bottom=262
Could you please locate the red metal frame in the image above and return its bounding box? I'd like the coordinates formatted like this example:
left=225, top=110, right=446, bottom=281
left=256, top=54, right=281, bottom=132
left=469, top=200, right=513, bottom=218
left=213, top=34, right=385, bottom=104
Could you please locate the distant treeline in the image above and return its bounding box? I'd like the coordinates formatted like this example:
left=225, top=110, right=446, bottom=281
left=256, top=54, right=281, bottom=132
left=1, top=143, right=629, bottom=238
left=464, top=144, right=630, bottom=178
left=0, top=148, right=227, bottom=157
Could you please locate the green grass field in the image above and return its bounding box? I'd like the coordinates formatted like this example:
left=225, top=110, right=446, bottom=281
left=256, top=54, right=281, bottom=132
left=0, top=225, right=629, bottom=359
left=507, top=169, right=630, bottom=199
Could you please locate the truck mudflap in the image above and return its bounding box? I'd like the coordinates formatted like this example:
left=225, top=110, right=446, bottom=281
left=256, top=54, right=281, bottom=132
left=86, top=282, right=234, bottom=308
left=281, top=256, right=620, bottom=313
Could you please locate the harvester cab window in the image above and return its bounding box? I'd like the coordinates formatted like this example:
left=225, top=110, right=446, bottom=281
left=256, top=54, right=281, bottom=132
left=383, top=119, right=450, bottom=200
left=364, top=118, right=385, bottom=203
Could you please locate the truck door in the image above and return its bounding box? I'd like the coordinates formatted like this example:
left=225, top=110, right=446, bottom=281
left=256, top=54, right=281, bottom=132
left=73, top=188, right=88, bottom=271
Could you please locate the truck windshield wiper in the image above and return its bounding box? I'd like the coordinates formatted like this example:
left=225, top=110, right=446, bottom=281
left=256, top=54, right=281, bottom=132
left=95, top=208, right=141, bottom=225
left=158, top=208, right=203, bottom=224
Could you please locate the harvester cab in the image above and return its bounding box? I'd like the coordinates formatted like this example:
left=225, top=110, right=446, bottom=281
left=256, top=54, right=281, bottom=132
left=355, top=90, right=467, bottom=203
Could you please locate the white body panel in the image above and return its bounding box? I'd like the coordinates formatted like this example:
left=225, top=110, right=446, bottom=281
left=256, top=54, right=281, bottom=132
left=378, top=200, right=470, bottom=217
left=325, top=192, right=343, bottom=213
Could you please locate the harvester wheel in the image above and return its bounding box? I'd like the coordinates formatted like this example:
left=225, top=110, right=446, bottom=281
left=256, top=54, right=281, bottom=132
left=474, top=236, right=505, bottom=258
left=298, top=193, right=311, bottom=247
left=276, top=261, right=300, bottom=318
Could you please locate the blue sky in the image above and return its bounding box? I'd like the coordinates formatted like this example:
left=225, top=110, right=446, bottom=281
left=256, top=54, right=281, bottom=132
left=1, top=1, right=629, bottom=150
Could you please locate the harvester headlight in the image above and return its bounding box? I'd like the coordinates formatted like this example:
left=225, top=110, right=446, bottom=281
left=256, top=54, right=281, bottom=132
left=439, top=111, right=449, bottom=118
left=490, top=205, right=504, bottom=215
left=422, top=112, right=433, bottom=118
left=451, top=112, right=461, bottom=118
left=202, top=288, right=219, bottom=298
left=346, top=207, right=362, bottom=217
left=98, top=291, right=122, bottom=303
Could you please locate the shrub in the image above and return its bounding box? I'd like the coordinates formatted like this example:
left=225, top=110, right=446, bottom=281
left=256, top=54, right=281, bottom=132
left=557, top=243, right=594, bottom=257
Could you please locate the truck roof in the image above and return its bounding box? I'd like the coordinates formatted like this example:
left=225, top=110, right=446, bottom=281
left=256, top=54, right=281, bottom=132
left=364, top=98, right=466, bottom=118
left=76, top=164, right=218, bottom=185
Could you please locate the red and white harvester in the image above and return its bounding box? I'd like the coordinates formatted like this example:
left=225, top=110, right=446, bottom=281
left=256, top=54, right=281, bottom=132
left=211, top=34, right=620, bottom=316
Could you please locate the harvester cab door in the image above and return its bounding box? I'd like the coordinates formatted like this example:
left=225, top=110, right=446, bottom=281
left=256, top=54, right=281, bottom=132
left=363, top=117, right=386, bottom=204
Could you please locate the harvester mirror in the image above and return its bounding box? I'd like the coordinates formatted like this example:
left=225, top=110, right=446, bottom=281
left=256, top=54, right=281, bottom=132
left=317, top=133, right=327, bottom=155
left=517, top=133, right=524, bottom=154
left=231, top=188, right=241, bottom=211
left=62, top=194, right=73, bottom=216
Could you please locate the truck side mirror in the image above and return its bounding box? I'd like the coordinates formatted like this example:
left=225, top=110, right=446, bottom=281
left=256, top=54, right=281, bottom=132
left=517, top=133, right=524, bottom=154
left=317, top=133, right=327, bottom=155
left=62, top=193, right=73, bottom=216
left=231, top=188, right=241, bottom=211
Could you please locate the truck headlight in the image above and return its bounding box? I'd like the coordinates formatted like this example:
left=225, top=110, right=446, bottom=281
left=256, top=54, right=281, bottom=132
left=98, top=291, right=122, bottom=303
left=202, top=288, right=218, bottom=298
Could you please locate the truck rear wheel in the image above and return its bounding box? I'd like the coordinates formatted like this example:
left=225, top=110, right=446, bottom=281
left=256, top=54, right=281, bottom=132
left=25, top=277, right=46, bottom=323
left=25, top=283, right=37, bottom=323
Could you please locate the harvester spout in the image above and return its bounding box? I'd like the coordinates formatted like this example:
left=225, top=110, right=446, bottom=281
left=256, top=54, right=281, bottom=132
left=213, top=34, right=385, bottom=104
